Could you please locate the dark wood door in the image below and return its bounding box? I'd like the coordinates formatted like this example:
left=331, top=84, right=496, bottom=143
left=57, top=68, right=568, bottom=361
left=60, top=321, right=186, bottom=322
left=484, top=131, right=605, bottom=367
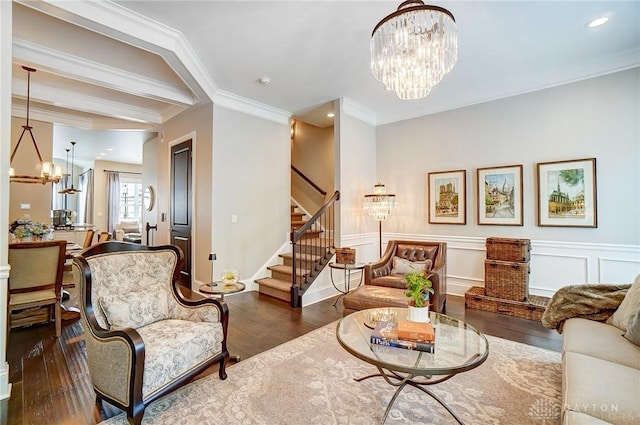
left=171, top=140, right=192, bottom=288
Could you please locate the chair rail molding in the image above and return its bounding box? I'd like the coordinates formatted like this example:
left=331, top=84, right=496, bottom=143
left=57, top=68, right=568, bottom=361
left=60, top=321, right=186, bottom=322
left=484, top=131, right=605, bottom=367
left=385, top=233, right=640, bottom=297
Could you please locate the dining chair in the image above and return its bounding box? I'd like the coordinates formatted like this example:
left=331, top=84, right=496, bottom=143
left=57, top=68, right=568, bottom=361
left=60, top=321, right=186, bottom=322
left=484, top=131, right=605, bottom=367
left=8, top=240, right=67, bottom=337
left=98, top=231, right=111, bottom=242
left=82, top=229, right=96, bottom=248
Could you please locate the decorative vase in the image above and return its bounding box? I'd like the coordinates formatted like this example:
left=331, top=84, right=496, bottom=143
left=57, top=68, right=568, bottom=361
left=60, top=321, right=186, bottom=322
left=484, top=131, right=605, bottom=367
left=407, top=304, right=430, bottom=322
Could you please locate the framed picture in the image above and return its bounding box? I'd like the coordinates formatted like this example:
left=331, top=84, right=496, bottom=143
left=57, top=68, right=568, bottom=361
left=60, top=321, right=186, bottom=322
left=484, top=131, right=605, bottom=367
left=477, top=164, right=523, bottom=226
left=427, top=170, right=466, bottom=224
left=537, top=158, right=597, bottom=227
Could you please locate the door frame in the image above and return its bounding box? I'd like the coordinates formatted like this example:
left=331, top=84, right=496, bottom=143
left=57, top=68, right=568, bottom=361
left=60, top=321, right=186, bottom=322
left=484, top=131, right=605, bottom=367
left=167, top=131, right=197, bottom=288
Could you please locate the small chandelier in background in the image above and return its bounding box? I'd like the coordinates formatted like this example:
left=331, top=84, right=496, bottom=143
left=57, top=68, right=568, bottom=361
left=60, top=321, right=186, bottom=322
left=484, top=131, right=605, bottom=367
left=59, top=141, right=82, bottom=194
left=363, top=182, right=397, bottom=257
left=10, top=66, right=63, bottom=184
left=371, top=0, right=458, bottom=100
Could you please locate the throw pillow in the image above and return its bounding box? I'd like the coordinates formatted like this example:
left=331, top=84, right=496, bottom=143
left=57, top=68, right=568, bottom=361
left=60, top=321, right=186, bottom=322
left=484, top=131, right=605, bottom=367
left=623, top=311, right=640, bottom=347
left=100, top=284, right=169, bottom=329
left=607, top=274, right=640, bottom=331
left=391, top=256, right=432, bottom=275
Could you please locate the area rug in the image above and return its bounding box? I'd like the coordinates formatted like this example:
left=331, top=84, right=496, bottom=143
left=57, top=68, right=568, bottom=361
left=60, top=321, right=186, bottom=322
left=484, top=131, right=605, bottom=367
left=100, top=323, right=562, bottom=425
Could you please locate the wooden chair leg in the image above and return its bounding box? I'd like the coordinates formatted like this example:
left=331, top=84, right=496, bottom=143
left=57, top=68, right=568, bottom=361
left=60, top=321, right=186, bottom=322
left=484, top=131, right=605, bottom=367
left=54, top=301, right=61, bottom=337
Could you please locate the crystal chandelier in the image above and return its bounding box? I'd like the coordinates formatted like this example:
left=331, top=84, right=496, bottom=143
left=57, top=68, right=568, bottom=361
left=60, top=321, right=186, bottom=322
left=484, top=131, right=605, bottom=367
left=371, top=0, right=458, bottom=100
left=10, top=66, right=63, bottom=184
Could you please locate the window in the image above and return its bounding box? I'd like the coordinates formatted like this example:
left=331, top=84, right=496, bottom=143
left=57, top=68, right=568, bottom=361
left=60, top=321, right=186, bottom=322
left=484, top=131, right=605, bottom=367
left=119, top=181, right=143, bottom=222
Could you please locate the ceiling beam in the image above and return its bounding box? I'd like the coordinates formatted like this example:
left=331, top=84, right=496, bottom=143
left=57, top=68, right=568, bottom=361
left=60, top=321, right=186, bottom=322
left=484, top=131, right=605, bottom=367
left=13, top=80, right=164, bottom=124
left=14, top=38, right=197, bottom=107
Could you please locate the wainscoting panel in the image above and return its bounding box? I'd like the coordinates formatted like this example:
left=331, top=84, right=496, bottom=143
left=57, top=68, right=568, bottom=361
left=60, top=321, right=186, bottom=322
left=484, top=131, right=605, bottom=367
left=384, top=233, right=640, bottom=297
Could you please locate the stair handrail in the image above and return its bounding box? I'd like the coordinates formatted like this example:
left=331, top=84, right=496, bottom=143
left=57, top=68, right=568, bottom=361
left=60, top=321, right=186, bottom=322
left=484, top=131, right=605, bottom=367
left=290, top=190, right=339, bottom=307
left=291, top=165, right=327, bottom=197
left=291, top=190, right=339, bottom=244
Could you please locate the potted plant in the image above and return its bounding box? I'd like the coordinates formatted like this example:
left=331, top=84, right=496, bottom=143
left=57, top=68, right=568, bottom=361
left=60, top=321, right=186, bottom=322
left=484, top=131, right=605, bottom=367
left=405, top=269, right=434, bottom=322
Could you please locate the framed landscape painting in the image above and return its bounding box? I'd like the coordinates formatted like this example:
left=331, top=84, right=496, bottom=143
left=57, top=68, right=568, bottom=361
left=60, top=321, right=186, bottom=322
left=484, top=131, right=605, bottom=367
left=428, top=170, right=466, bottom=224
left=477, top=164, right=523, bottom=226
left=537, top=158, right=597, bottom=227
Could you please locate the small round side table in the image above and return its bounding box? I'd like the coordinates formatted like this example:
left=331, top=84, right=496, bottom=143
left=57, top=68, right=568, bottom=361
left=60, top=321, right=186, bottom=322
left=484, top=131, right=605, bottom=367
left=198, top=281, right=245, bottom=362
left=329, top=262, right=365, bottom=307
left=199, top=281, right=246, bottom=299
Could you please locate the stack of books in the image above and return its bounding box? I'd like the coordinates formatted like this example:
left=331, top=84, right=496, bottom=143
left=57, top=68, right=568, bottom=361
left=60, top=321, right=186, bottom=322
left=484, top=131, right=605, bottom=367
left=370, top=320, right=435, bottom=353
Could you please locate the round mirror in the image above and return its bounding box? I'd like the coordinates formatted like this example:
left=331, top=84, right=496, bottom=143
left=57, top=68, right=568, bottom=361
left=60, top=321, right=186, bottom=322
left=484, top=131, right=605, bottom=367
left=143, top=186, right=155, bottom=211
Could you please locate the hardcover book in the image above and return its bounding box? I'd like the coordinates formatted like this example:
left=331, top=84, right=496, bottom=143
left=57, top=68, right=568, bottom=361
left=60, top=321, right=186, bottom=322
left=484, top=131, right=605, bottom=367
left=370, top=321, right=435, bottom=353
left=397, top=320, right=435, bottom=342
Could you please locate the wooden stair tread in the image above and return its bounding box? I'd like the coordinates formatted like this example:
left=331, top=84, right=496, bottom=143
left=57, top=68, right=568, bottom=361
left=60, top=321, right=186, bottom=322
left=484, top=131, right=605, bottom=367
left=267, top=264, right=309, bottom=276
left=255, top=277, right=291, bottom=291
left=280, top=252, right=321, bottom=262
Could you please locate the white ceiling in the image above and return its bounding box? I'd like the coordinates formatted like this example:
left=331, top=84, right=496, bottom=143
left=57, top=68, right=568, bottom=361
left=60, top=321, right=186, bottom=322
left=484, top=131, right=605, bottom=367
left=10, top=1, right=640, bottom=165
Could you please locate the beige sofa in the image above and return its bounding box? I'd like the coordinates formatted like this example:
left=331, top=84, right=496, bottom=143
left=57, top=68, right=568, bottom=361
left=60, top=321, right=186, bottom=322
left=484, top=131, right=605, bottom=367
left=558, top=276, right=640, bottom=425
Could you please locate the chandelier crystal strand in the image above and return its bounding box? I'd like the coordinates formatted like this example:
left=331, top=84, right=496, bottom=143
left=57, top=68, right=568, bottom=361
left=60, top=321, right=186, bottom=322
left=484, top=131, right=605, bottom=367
left=371, top=1, right=457, bottom=100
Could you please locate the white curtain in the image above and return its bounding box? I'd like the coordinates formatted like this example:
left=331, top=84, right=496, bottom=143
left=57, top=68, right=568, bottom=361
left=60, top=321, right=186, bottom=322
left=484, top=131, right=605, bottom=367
left=106, top=171, right=120, bottom=235
left=78, top=169, right=94, bottom=225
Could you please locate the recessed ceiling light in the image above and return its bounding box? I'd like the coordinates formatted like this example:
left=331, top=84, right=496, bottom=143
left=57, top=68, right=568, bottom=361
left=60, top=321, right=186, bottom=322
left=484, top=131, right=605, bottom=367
left=258, top=76, right=271, bottom=85
left=100, top=152, right=106, bottom=156
left=327, top=112, right=335, bottom=118
left=586, top=16, right=608, bottom=28
left=96, top=156, right=102, bottom=159
left=106, top=148, right=113, bottom=151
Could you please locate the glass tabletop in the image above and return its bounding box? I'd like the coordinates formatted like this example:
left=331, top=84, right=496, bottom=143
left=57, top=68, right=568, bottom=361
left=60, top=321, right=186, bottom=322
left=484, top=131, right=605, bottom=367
left=336, top=307, right=489, bottom=376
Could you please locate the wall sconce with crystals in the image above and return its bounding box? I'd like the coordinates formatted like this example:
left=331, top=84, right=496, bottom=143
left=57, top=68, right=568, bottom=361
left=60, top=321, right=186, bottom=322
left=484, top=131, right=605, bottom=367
left=363, top=182, right=397, bottom=257
left=371, top=0, right=458, bottom=100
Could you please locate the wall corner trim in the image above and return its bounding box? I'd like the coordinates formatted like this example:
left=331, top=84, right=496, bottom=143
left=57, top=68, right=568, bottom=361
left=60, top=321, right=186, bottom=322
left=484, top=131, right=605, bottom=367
left=213, top=90, right=291, bottom=125
left=342, top=97, right=377, bottom=126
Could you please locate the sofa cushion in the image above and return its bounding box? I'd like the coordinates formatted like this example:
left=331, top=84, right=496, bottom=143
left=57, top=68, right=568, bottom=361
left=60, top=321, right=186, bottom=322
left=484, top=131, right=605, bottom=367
left=343, top=286, right=409, bottom=311
left=607, top=274, right=640, bottom=331
left=137, top=319, right=223, bottom=399
left=367, top=274, right=408, bottom=289
left=563, top=411, right=617, bottom=425
left=563, top=352, right=640, bottom=425
left=100, top=283, right=169, bottom=329
left=624, top=311, right=640, bottom=347
left=391, top=256, right=432, bottom=275
left=563, top=318, right=640, bottom=370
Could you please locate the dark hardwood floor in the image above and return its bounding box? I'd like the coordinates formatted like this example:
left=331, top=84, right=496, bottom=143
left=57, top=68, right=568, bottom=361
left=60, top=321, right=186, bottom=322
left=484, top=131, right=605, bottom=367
left=5, top=291, right=562, bottom=425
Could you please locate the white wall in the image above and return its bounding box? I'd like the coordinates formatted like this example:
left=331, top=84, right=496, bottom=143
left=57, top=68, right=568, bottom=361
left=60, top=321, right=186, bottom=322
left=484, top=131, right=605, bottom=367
left=376, top=69, right=640, bottom=295
left=142, top=137, right=159, bottom=245
left=212, top=105, right=290, bottom=289
left=0, top=0, right=12, bottom=401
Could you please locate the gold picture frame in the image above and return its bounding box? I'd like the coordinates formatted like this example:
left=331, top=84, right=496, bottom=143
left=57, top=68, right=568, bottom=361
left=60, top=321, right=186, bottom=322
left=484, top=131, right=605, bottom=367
left=477, top=164, right=523, bottom=226
left=427, top=170, right=466, bottom=225
left=536, top=158, right=597, bottom=227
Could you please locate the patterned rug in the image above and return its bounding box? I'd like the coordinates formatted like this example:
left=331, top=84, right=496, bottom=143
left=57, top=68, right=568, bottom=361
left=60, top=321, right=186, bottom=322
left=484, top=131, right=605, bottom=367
left=100, top=323, right=562, bottom=425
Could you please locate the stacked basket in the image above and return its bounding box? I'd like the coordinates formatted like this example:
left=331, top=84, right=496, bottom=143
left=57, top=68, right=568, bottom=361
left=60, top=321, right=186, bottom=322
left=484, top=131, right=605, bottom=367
left=465, top=238, right=550, bottom=321
left=484, top=237, right=530, bottom=301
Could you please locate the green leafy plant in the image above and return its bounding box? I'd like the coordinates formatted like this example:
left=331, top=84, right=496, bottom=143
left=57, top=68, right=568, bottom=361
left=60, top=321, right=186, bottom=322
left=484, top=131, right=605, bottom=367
left=404, top=269, right=434, bottom=308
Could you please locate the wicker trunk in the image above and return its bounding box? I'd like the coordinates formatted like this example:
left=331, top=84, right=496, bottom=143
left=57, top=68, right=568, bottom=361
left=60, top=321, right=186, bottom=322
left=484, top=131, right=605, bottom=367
left=465, top=286, right=548, bottom=321
left=484, top=259, right=529, bottom=301
left=485, top=237, right=531, bottom=262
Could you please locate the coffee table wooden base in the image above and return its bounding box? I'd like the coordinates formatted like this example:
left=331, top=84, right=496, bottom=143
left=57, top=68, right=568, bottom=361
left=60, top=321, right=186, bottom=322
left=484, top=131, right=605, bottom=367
left=356, top=367, right=464, bottom=424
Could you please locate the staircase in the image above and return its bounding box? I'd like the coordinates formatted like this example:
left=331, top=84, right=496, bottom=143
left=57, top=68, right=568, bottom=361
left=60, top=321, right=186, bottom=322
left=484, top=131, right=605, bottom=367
left=256, top=192, right=339, bottom=306
left=255, top=205, right=326, bottom=302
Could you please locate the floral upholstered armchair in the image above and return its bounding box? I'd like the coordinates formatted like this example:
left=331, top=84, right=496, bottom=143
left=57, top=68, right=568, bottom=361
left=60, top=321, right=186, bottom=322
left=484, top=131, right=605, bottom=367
left=74, top=242, right=229, bottom=425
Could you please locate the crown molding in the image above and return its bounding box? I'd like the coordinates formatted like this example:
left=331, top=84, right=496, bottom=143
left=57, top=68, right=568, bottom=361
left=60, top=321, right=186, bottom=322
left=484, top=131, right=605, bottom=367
left=13, top=79, right=162, bottom=124
left=11, top=103, right=157, bottom=131
left=213, top=90, right=291, bottom=126
left=16, top=0, right=294, bottom=127
left=342, top=97, right=377, bottom=126
left=14, top=38, right=196, bottom=107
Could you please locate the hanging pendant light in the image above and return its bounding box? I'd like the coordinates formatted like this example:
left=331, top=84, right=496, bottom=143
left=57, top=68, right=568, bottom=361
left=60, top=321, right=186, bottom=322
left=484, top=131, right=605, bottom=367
left=371, top=0, right=458, bottom=100
left=9, top=66, right=63, bottom=184
left=58, top=148, right=71, bottom=194
left=63, top=141, right=82, bottom=194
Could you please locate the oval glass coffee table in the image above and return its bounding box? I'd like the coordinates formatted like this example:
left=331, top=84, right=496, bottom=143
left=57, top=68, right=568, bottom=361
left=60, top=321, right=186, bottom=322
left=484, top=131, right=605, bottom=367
left=336, top=307, right=489, bottom=424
